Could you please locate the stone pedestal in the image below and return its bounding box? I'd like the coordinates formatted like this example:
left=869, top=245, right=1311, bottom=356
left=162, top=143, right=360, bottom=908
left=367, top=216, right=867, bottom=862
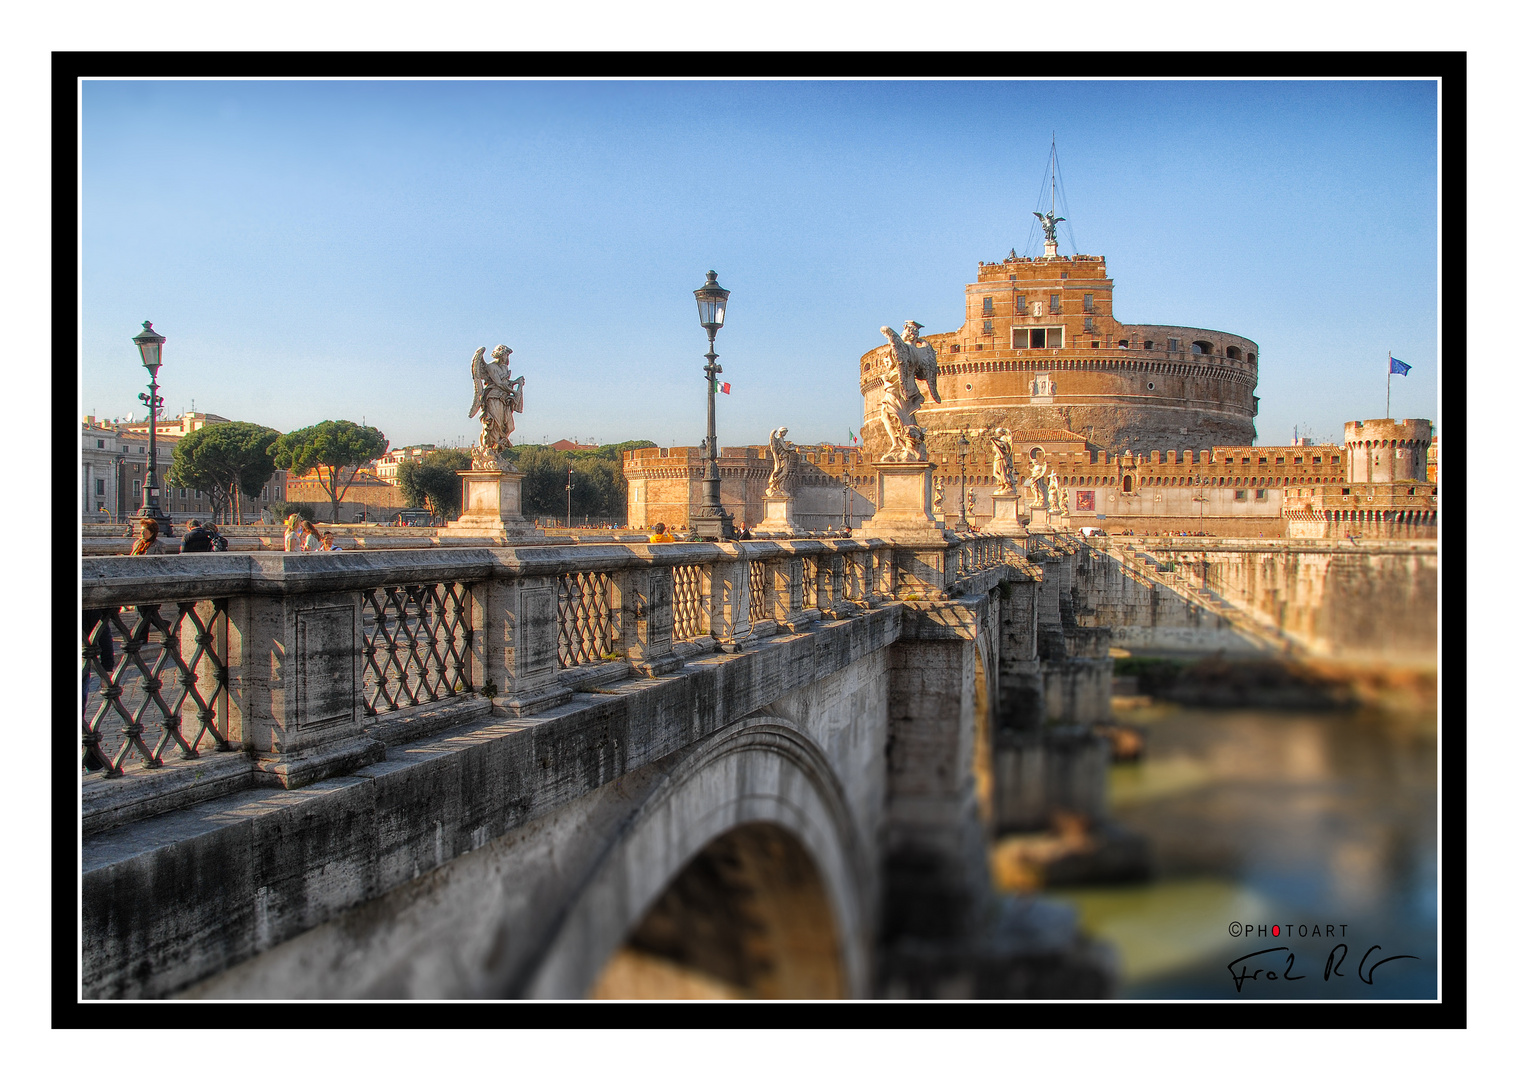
left=442, top=468, right=545, bottom=542
left=754, top=495, right=796, bottom=537
left=853, top=461, right=950, bottom=543
left=1026, top=506, right=1069, bottom=534
left=984, top=492, right=1028, bottom=538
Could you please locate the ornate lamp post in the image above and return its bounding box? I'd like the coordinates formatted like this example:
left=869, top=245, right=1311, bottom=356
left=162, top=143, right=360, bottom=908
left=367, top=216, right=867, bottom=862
left=691, top=271, right=733, bottom=540
left=955, top=432, right=971, bottom=531
left=566, top=461, right=574, bottom=526
left=133, top=320, right=171, bottom=534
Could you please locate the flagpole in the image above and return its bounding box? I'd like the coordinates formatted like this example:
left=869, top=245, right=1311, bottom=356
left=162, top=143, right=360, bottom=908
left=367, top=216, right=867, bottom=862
left=1386, top=350, right=1391, bottom=419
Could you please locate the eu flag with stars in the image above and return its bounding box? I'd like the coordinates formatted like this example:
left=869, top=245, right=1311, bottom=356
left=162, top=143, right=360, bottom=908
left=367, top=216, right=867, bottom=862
left=1389, top=356, right=1412, bottom=376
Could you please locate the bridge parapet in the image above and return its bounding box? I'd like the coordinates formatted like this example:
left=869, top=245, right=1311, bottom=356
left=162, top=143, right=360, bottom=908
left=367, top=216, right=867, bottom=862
left=81, top=535, right=1033, bottom=835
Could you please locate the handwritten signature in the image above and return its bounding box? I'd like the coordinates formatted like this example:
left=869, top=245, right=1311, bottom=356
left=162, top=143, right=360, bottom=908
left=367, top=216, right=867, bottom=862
left=1227, top=945, right=1419, bottom=993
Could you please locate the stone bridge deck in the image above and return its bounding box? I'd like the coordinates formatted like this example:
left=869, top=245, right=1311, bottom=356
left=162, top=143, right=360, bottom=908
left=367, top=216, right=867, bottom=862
left=77, top=529, right=1435, bottom=998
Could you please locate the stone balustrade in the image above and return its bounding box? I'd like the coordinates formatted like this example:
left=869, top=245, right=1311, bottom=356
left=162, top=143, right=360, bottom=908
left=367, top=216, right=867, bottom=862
left=80, top=535, right=1030, bottom=834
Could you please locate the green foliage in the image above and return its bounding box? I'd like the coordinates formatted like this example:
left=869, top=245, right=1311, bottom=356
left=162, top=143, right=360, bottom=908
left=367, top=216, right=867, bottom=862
left=270, top=501, right=318, bottom=524
left=166, top=421, right=281, bottom=524
left=504, top=439, right=656, bottom=522
left=273, top=420, right=389, bottom=523
left=396, top=448, right=473, bottom=520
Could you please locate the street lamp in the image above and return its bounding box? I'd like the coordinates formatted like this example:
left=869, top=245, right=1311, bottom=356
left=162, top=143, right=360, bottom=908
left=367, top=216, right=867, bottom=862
left=566, top=461, right=574, bottom=527
left=955, top=432, right=971, bottom=531
left=690, top=271, right=733, bottom=540
left=133, top=320, right=172, bottom=535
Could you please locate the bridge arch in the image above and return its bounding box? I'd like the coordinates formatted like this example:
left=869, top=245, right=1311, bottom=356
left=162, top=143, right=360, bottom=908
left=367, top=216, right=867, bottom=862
left=526, top=717, right=872, bottom=999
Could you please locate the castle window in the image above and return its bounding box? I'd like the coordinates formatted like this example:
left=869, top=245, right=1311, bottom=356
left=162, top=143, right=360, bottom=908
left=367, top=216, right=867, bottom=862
left=982, top=297, right=994, bottom=316
left=1060, top=272, right=1068, bottom=279
left=1168, top=338, right=1180, bottom=352
left=95, top=479, right=105, bottom=495
left=1255, top=489, right=1267, bottom=500
left=950, top=344, right=959, bottom=353
left=1084, top=317, right=1094, bottom=333
left=1342, top=488, right=1351, bottom=495
left=1083, top=293, right=1094, bottom=313
left=1090, top=341, right=1100, bottom=349
left=1191, top=341, right=1213, bottom=355
left=1013, top=328, right=1062, bottom=349
left=1235, top=489, right=1247, bottom=501
left=1016, top=295, right=1026, bottom=314
left=1331, top=455, right=1340, bottom=464
left=1313, top=456, right=1322, bottom=464
left=982, top=320, right=994, bottom=335
left=1146, top=382, right=1155, bottom=390
left=96, top=439, right=104, bottom=448
left=1049, top=294, right=1061, bottom=314
left=1226, top=346, right=1241, bottom=360
left=1143, top=340, right=1153, bottom=350
left=1247, top=352, right=1256, bottom=363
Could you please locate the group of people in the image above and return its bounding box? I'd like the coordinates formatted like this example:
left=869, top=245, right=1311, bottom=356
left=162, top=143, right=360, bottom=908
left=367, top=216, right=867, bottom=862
left=124, top=514, right=344, bottom=554
left=284, top=514, right=343, bottom=552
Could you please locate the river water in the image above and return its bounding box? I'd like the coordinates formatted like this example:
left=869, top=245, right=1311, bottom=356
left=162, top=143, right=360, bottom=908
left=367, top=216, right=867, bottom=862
left=1040, top=702, right=1440, bottom=1000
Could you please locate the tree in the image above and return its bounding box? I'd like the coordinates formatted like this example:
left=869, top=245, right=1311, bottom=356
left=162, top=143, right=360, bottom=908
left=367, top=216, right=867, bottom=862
left=507, top=441, right=654, bottom=523
left=166, top=422, right=281, bottom=525
left=274, top=421, right=389, bottom=523
left=396, top=448, right=472, bottom=520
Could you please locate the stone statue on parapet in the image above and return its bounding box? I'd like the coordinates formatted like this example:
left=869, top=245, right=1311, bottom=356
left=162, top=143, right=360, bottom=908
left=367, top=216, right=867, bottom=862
left=990, top=428, right=1018, bottom=494
left=932, top=476, right=945, bottom=517
left=1048, top=470, right=1065, bottom=514
left=1034, top=209, right=1065, bottom=245
left=469, top=345, right=525, bottom=470
left=878, top=321, right=941, bottom=463
left=1022, top=447, right=1051, bottom=510
left=765, top=426, right=797, bottom=498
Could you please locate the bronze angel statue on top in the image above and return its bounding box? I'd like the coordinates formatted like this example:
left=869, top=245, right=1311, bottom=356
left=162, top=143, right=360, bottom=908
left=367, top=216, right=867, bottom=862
left=469, top=345, right=525, bottom=469
left=878, top=321, right=941, bottom=462
left=1034, top=209, right=1065, bottom=245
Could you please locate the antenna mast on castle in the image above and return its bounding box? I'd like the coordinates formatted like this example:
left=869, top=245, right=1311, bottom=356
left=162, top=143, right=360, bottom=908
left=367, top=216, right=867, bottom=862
left=1025, top=131, right=1078, bottom=257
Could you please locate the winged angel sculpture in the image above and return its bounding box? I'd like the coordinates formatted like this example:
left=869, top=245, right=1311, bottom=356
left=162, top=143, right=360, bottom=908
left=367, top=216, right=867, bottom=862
left=878, top=321, right=941, bottom=462
left=469, top=345, right=525, bottom=469
left=1034, top=209, right=1065, bottom=245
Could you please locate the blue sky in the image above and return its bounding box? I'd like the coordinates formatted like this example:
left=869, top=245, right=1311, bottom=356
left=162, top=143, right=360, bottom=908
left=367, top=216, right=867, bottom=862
left=80, top=79, right=1438, bottom=451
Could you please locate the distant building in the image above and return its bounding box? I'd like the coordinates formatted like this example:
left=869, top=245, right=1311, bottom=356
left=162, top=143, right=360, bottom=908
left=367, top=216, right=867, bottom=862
left=622, top=443, right=873, bottom=533
left=80, top=413, right=287, bottom=525
left=374, top=445, right=437, bottom=484
left=550, top=439, right=599, bottom=453
left=285, top=466, right=410, bottom=522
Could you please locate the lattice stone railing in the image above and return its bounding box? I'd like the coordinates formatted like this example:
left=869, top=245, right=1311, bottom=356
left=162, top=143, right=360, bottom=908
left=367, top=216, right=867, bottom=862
left=362, top=582, right=475, bottom=714
left=82, top=599, right=230, bottom=776
left=671, top=563, right=708, bottom=642
left=80, top=533, right=1025, bottom=818
left=556, top=571, right=618, bottom=667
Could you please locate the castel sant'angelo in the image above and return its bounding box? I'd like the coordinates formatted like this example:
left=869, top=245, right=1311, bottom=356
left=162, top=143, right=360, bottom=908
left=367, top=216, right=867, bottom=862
left=625, top=197, right=1433, bottom=540
left=858, top=227, right=1260, bottom=460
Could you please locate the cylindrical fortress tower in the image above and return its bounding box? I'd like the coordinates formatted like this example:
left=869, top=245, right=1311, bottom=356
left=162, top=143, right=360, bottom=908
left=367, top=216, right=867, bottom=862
left=860, top=253, right=1259, bottom=457
left=1343, top=418, right=1432, bottom=483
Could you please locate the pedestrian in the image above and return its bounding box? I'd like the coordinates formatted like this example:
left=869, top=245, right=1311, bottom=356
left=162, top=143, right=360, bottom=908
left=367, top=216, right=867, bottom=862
left=320, top=531, right=343, bottom=552
left=649, top=521, right=675, bottom=543
left=180, top=518, right=213, bottom=553
left=283, top=513, right=303, bottom=552
left=299, top=520, right=322, bottom=552
left=129, top=517, right=171, bottom=555
left=736, top=520, right=753, bottom=541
